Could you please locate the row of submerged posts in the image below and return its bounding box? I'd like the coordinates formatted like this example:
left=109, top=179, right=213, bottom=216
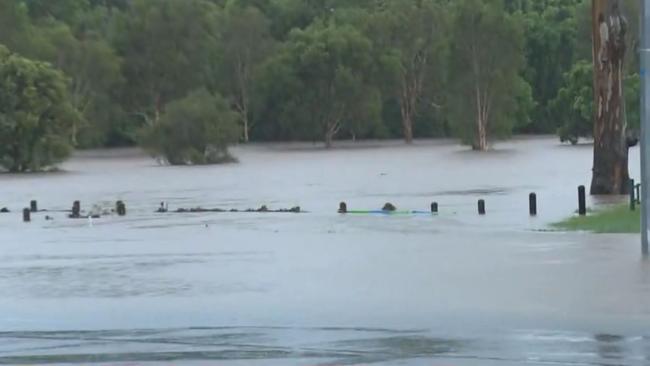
left=338, top=193, right=539, bottom=216
left=8, top=184, right=617, bottom=223
left=19, top=200, right=127, bottom=222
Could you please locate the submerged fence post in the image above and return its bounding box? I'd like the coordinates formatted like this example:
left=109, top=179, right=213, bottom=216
left=72, top=201, right=81, bottom=218
left=578, top=186, right=586, bottom=216
left=529, top=193, right=537, bottom=216
left=116, top=201, right=126, bottom=216
left=23, top=208, right=31, bottom=222
left=630, top=179, right=637, bottom=211
left=431, top=202, right=438, bottom=213
left=30, top=200, right=37, bottom=213
left=478, top=199, right=486, bottom=215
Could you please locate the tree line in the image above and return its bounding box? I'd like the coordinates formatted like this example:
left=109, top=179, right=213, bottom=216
left=0, top=0, right=641, bottom=169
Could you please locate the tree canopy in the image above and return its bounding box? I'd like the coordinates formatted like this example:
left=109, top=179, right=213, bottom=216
left=0, top=45, right=78, bottom=172
left=0, top=0, right=641, bottom=167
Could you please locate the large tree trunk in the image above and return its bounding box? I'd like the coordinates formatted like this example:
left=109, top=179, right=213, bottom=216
left=590, top=0, right=629, bottom=195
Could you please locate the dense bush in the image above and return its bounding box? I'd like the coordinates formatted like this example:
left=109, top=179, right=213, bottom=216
left=141, top=89, right=240, bottom=165
left=0, top=45, right=77, bottom=172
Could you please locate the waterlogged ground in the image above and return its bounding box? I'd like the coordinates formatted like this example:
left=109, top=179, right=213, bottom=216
left=0, top=137, right=648, bottom=365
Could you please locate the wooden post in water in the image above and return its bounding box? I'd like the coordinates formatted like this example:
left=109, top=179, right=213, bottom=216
left=23, top=208, right=30, bottom=222
left=529, top=193, right=537, bottom=216
left=478, top=199, right=486, bottom=215
left=72, top=201, right=81, bottom=218
left=30, top=200, right=37, bottom=213
left=578, top=186, right=587, bottom=216
left=116, top=201, right=126, bottom=216
left=630, top=179, right=636, bottom=211
left=431, top=202, right=438, bottom=213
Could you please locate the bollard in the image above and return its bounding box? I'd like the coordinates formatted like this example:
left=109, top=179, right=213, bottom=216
left=23, top=208, right=31, bottom=222
left=431, top=202, right=438, bottom=214
left=116, top=201, right=126, bottom=216
left=30, top=200, right=38, bottom=213
left=478, top=199, right=486, bottom=215
left=338, top=202, right=347, bottom=213
left=578, top=186, right=586, bottom=216
left=630, top=179, right=636, bottom=211
left=529, top=193, right=537, bottom=216
left=72, top=201, right=81, bottom=218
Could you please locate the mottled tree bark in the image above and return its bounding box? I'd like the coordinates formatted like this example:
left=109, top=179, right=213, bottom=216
left=590, top=0, right=629, bottom=194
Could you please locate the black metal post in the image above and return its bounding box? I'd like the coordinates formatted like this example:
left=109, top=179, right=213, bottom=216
left=578, top=186, right=587, bottom=216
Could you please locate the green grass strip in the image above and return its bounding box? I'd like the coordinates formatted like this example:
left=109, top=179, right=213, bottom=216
left=552, top=204, right=640, bottom=234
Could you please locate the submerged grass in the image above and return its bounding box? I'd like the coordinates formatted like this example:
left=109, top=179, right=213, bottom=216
left=552, top=204, right=640, bottom=234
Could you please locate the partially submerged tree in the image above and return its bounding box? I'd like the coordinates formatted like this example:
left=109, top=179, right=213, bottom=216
left=590, top=0, right=629, bottom=194
left=141, top=89, right=240, bottom=165
left=0, top=46, right=78, bottom=172
left=113, top=0, right=218, bottom=127
left=208, top=3, right=274, bottom=143
left=448, top=0, right=527, bottom=151
left=36, top=21, right=123, bottom=147
left=551, top=60, right=639, bottom=146
left=263, top=22, right=382, bottom=148
left=368, top=0, right=447, bottom=144
left=551, top=60, right=594, bottom=145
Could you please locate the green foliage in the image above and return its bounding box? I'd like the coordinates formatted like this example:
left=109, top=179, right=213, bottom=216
left=0, top=45, right=78, bottom=172
left=550, top=60, right=593, bottom=144
left=113, top=0, right=219, bottom=125
left=365, top=0, right=448, bottom=142
left=141, top=89, right=240, bottom=165
left=551, top=62, right=640, bottom=145
left=0, top=0, right=641, bottom=158
left=262, top=22, right=382, bottom=147
left=517, top=0, right=581, bottom=132
left=207, top=2, right=274, bottom=142
left=448, top=0, right=527, bottom=149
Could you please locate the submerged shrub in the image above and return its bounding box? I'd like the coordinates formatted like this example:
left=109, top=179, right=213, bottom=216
left=0, top=45, right=78, bottom=172
left=141, top=89, right=240, bottom=165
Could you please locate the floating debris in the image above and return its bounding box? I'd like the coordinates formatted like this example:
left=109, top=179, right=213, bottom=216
left=382, top=202, right=397, bottom=212
left=170, top=205, right=302, bottom=214
left=157, top=202, right=168, bottom=213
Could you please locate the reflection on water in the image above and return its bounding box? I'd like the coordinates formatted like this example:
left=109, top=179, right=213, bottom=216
left=0, top=327, right=647, bottom=365
left=0, top=252, right=272, bottom=298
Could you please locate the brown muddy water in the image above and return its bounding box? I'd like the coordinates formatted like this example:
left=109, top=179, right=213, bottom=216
left=0, top=137, right=648, bottom=365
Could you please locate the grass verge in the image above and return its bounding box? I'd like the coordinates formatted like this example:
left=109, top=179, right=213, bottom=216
left=552, top=204, right=640, bottom=234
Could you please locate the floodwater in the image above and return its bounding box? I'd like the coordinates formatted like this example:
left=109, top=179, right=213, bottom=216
left=0, top=137, right=648, bottom=366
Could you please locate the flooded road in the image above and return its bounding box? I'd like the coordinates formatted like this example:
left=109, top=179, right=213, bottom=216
left=0, top=137, right=648, bottom=365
